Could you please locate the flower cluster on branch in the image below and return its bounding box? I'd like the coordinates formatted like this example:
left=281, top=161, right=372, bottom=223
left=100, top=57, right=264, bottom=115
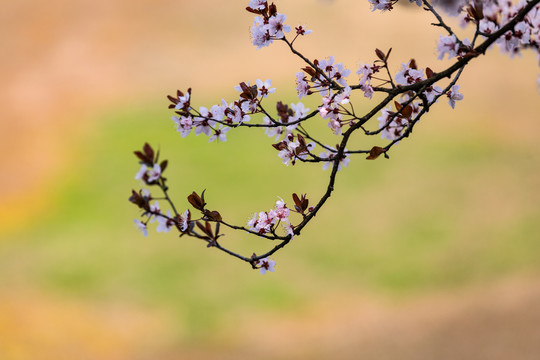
left=130, top=0, right=540, bottom=273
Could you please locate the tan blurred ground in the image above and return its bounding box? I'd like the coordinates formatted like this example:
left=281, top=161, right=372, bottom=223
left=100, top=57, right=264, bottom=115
left=1, top=276, right=539, bottom=359
left=1, top=0, right=539, bottom=359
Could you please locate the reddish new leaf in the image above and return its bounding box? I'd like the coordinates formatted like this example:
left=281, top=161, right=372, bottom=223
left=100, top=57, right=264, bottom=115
left=401, top=105, right=413, bottom=119
left=268, top=3, right=277, bottom=16
left=385, top=47, right=392, bottom=61
left=292, top=193, right=301, bottom=209
left=366, top=146, right=386, bottom=160
left=134, top=150, right=150, bottom=164
left=194, top=221, right=215, bottom=240
left=188, top=191, right=206, bottom=211
left=160, top=160, right=168, bottom=173
left=143, top=143, right=155, bottom=163
left=375, top=48, right=386, bottom=61
left=129, top=189, right=150, bottom=210
left=272, top=141, right=288, bottom=151
left=205, top=210, right=223, bottom=222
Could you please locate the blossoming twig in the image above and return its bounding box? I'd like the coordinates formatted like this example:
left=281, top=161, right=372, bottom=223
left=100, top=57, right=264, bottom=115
left=130, top=0, right=540, bottom=273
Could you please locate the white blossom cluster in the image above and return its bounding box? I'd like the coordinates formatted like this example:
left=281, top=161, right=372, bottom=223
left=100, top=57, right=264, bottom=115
left=247, top=198, right=294, bottom=238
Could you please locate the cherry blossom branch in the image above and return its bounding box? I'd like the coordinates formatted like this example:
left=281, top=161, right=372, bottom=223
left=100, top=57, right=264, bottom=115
left=131, top=0, right=540, bottom=274
left=423, top=0, right=459, bottom=38
left=281, top=37, right=342, bottom=90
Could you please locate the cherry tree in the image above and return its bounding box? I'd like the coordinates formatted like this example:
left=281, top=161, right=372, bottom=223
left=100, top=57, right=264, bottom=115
left=130, top=0, right=540, bottom=274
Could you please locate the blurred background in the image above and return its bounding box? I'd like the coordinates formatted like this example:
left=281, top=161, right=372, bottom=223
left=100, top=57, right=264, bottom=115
left=1, top=0, right=539, bottom=359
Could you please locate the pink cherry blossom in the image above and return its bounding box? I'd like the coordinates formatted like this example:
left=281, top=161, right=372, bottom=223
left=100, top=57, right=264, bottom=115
left=264, top=116, right=284, bottom=140
left=133, top=219, right=148, bottom=237
left=209, top=126, right=230, bottom=142
left=357, top=63, right=380, bottom=99
left=437, top=34, right=460, bottom=60
left=156, top=211, right=174, bottom=233
left=277, top=142, right=299, bottom=166
left=226, top=104, right=250, bottom=124
left=395, top=61, right=425, bottom=85
left=295, top=72, right=310, bottom=99
left=241, top=98, right=258, bottom=114
left=135, top=164, right=148, bottom=181
left=295, top=25, right=312, bottom=36
left=179, top=209, right=190, bottom=232
left=174, top=91, right=190, bottom=111
left=146, top=164, right=162, bottom=183
left=362, top=84, right=374, bottom=99
left=378, top=106, right=408, bottom=141
left=423, top=85, right=443, bottom=103
left=251, top=16, right=273, bottom=49
left=357, top=63, right=379, bottom=84
left=368, top=0, right=394, bottom=12
left=497, top=22, right=531, bottom=55
left=257, top=257, right=276, bottom=274
left=331, top=62, right=351, bottom=87
left=319, top=148, right=350, bottom=171
left=446, top=85, right=464, bottom=109
left=273, top=198, right=290, bottom=222
left=141, top=189, right=151, bottom=198
left=314, top=56, right=351, bottom=93
left=479, top=20, right=499, bottom=36
left=248, top=0, right=266, bottom=10
left=172, top=115, right=193, bottom=138
left=282, top=222, right=295, bottom=238
left=318, top=95, right=341, bottom=121
left=193, top=119, right=213, bottom=136
left=136, top=164, right=161, bottom=183
left=277, top=135, right=314, bottom=166
left=335, top=87, right=351, bottom=105
left=290, top=102, right=309, bottom=121
left=327, top=119, right=342, bottom=135
left=256, top=79, right=276, bottom=98
left=266, top=13, right=291, bottom=39
left=149, top=201, right=161, bottom=223
left=193, top=106, right=217, bottom=136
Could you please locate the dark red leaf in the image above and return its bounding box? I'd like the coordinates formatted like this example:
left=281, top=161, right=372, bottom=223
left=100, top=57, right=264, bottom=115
left=272, top=141, right=288, bottom=151
left=188, top=191, right=205, bottom=211
left=301, top=197, right=309, bottom=211
left=375, top=48, right=385, bottom=61
left=196, top=221, right=207, bottom=234
left=268, top=3, right=277, bottom=16
left=366, top=146, right=386, bottom=160
left=239, top=82, right=253, bottom=99
left=385, top=48, right=392, bottom=61
left=160, top=160, right=168, bottom=172
left=292, top=193, right=301, bottom=209
left=302, top=66, right=317, bottom=78
left=204, top=210, right=222, bottom=222
left=134, top=150, right=150, bottom=164
left=143, top=143, right=155, bottom=163
left=297, top=133, right=306, bottom=147
left=401, top=105, right=413, bottom=119
left=245, top=6, right=263, bottom=14
left=201, top=189, right=206, bottom=205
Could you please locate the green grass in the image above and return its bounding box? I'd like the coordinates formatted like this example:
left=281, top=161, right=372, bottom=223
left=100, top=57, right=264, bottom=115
left=1, top=97, right=540, bottom=340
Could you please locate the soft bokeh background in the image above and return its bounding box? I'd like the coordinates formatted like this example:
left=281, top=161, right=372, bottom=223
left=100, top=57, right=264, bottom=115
left=1, top=0, right=539, bottom=359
